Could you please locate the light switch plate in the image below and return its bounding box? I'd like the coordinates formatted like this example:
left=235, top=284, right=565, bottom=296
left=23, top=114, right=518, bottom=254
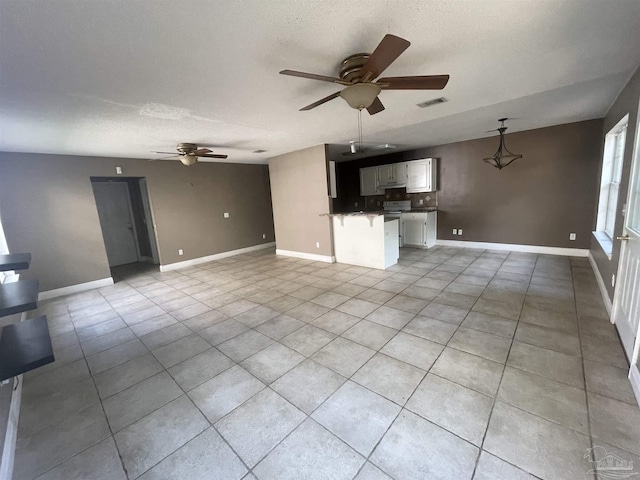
left=223, top=212, right=230, bottom=218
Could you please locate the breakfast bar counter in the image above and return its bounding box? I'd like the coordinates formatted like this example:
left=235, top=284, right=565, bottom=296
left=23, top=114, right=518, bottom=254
left=328, top=213, right=399, bottom=270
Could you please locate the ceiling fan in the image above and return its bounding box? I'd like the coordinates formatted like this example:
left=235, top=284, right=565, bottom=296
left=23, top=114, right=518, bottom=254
left=280, top=34, right=450, bottom=115
left=151, top=143, right=228, bottom=166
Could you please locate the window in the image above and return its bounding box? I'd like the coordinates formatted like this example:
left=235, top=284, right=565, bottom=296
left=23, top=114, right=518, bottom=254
left=595, top=115, right=628, bottom=256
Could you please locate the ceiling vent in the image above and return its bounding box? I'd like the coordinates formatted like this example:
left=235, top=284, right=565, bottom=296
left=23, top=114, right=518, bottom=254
left=417, top=97, right=447, bottom=108
left=252, top=149, right=268, bottom=153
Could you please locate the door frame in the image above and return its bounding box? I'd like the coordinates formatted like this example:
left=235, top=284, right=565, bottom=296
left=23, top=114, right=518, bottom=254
left=611, top=98, right=640, bottom=406
left=138, top=178, right=160, bottom=264
left=92, top=180, right=141, bottom=266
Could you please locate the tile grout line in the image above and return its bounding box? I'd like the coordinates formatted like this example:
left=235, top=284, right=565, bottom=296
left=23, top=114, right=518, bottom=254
left=24, top=248, right=617, bottom=480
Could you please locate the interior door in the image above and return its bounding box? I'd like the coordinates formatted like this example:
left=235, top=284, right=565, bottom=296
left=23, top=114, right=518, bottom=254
left=611, top=105, right=640, bottom=405
left=92, top=182, right=139, bottom=267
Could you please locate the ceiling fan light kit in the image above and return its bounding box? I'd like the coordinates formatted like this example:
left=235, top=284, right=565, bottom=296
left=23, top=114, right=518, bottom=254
left=280, top=34, right=450, bottom=115
left=180, top=154, right=198, bottom=166
left=339, top=83, right=382, bottom=110
left=483, top=118, right=523, bottom=170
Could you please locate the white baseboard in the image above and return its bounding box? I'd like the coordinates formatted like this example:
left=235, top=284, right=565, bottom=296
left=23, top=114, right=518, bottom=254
left=588, top=251, right=613, bottom=317
left=0, top=375, right=22, bottom=480
left=160, top=242, right=276, bottom=272
left=38, top=277, right=114, bottom=301
left=629, top=366, right=640, bottom=409
left=435, top=239, right=590, bottom=257
left=275, top=249, right=335, bottom=263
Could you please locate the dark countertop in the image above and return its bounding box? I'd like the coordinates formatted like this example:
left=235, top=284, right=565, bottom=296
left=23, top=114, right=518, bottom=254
left=331, top=208, right=438, bottom=214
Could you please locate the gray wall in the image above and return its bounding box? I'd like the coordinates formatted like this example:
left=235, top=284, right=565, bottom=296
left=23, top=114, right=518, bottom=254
left=0, top=152, right=275, bottom=291
left=268, top=145, right=334, bottom=258
left=334, top=119, right=603, bottom=249
left=591, top=66, right=640, bottom=300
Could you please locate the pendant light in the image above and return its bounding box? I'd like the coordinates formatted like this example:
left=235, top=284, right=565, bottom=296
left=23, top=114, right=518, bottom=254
left=483, top=118, right=523, bottom=169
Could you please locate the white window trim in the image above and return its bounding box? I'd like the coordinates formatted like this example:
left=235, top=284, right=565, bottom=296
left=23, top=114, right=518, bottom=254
left=594, top=114, right=628, bottom=258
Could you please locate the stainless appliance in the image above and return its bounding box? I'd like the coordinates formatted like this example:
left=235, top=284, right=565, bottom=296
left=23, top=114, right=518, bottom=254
left=383, top=200, right=411, bottom=247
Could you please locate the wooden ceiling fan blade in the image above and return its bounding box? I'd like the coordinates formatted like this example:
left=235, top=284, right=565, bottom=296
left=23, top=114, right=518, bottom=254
left=199, top=154, right=228, bottom=159
left=366, top=97, right=385, bottom=115
left=359, top=34, right=410, bottom=81
left=280, top=69, right=343, bottom=84
left=300, top=91, right=342, bottom=111
left=378, top=75, right=450, bottom=90
left=152, top=151, right=179, bottom=155
left=194, top=148, right=212, bottom=155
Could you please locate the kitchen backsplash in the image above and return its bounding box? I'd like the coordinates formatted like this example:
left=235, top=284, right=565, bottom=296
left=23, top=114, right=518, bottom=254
left=363, top=188, right=438, bottom=210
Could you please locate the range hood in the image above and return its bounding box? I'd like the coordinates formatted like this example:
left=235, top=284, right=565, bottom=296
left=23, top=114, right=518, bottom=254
left=378, top=180, right=406, bottom=189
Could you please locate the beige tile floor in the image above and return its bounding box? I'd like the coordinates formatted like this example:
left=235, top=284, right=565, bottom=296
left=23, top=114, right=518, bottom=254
left=13, top=246, right=640, bottom=480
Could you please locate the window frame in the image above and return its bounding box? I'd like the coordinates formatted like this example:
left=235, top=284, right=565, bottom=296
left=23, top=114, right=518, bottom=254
left=594, top=114, right=629, bottom=258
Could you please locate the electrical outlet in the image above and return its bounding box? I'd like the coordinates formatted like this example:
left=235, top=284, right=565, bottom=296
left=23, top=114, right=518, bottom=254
left=223, top=212, right=230, bottom=218
left=316, top=242, right=320, bottom=249
left=458, top=229, right=463, bottom=235
left=178, top=249, right=183, bottom=256
left=419, top=199, right=424, bottom=205
left=115, top=166, right=123, bottom=175
left=452, top=229, right=457, bottom=235
left=355, top=202, right=358, bottom=207
left=569, top=233, right=576, bottom=241
left=262, top=233, right=266, bottom=239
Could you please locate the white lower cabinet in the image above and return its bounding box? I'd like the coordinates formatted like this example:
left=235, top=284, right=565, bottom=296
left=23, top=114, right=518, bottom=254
left=401, top=211, right=437, bottom=248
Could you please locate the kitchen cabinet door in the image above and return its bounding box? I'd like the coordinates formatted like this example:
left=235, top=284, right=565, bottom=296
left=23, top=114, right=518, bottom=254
left=403, top=218, right=426, bottom=247
left=378, top=163, right=406, bottom=188
left=406, top=159, right=437, bottom=193
left=377, top=165, right=394, bottom=187
left=360, top=167, right=382, bottom=196
left=401, top=211, right=437, bottom=248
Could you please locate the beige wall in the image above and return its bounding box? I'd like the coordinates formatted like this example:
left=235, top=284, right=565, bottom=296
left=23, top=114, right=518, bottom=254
left=0, top=152, right=274, bottom=291
left=591, top=66, right=640, bottom=300
left=335, top=119, right=603, bottom=249
left=268, top=145, right=333, bottom=258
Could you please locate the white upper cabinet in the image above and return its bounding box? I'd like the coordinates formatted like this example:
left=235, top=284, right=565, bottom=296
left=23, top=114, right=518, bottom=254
left=359, top=166, right=383, bottom=196
left=359, top=159, right=435, bottom=196
left=377, top=163, right=406, bottom=188
left=406, top=158, right=437, bottom=193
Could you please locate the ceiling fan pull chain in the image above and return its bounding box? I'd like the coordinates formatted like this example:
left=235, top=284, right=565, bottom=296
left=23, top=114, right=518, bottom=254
left=358, top=108, right=363, bottom=152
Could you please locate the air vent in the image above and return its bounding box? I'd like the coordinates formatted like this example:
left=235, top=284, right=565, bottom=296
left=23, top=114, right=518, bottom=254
left=417, top=97, right=447, bottom=108
left=252, top=149, right=268, bottom=153
left=371, top=144, right=397, bottom=150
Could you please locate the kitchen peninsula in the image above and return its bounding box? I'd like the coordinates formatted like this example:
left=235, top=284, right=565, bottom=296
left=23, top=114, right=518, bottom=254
left=328, top=212, right=399, bottom=270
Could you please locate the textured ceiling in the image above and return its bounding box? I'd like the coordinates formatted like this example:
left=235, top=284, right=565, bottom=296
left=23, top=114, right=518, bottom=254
left=1, top=0, right=639, bottom=165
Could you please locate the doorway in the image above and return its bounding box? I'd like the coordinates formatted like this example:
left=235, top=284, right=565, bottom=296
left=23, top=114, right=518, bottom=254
left=611, top=100, right=640, bottom=406
left=91, top=177, right=159, bottom=268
